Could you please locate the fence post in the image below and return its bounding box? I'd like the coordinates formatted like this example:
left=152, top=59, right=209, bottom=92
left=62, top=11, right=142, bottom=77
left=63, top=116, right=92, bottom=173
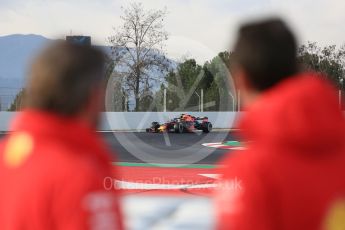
left=237, top=90, right=241, bottom=111
left=228, top=92, right=235, bottom=111
left=201, top=89, right=204, bottom=112
left=124, top=96, right=128, bottom=112
left=194, top=91, right=200, bottom=112
left=163, top=88, right=167, bottom=112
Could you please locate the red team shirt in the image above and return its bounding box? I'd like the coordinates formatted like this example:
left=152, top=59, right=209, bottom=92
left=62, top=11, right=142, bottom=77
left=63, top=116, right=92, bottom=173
left=0, top=111, right=122, bottom=230
left=216, top=73, right=345, bottom=230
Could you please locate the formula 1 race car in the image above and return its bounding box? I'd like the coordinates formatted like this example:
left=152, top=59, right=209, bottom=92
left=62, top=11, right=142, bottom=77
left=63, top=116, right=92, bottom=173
left=146, top=114, right=213, bottom=133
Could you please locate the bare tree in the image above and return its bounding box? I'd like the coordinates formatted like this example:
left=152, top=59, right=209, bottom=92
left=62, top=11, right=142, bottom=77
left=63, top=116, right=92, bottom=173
left=109, top=2, right=170, bottom=111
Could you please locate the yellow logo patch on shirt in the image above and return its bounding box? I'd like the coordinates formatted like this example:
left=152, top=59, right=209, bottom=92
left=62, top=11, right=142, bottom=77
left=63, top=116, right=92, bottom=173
left=4, top=132, right=34, bottom=168
left=324, top=199, right=345, bottom=230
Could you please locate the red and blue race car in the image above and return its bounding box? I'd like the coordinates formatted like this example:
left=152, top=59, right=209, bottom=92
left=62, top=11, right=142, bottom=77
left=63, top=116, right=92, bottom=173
left=146, top=114, right=212, bottom=133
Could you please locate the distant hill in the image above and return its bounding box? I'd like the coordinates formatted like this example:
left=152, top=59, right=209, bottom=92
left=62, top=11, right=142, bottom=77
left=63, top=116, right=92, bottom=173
left=0, top=34, right=48, bottom=82
left=0, top=34, right=49, bottom=109
left=0, top=34, right=176, bottom=110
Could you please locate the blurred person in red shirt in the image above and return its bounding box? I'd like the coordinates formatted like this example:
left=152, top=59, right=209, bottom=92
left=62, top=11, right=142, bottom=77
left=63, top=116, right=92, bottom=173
left=0, top=41, right=122, bottom=229
left=215, top=18, right=345, bottom=230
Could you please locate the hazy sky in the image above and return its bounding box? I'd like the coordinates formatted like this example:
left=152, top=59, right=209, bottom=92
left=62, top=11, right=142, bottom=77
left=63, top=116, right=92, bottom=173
left=1, top=0, right=344, bottom=63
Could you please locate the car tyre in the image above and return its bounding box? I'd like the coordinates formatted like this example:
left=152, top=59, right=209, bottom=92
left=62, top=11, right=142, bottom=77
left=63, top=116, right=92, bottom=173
left=202, top=122, right=212, bottom=133
left=174, top=122, right=184, bottom=133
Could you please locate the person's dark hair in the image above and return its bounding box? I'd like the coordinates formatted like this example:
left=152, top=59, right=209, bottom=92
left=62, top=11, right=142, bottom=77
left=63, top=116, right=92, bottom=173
left=25, top=41, right=106, bottom=115
left=234, top=18, right=298, bottom=91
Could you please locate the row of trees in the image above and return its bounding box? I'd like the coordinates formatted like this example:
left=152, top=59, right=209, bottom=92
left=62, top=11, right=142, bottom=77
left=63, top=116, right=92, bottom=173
left=132, top=43, right=345, bottom=112
left=9, top=42, right=345, bottom=112
left=106, top=3, right=236, bottom=112
left=298, top=42, right=345, bottom=89
left=150, top=52, right=234, bottom=112
left=105, top=2, right=345, bottom=112
left=8, top=3, right=345, bottom=111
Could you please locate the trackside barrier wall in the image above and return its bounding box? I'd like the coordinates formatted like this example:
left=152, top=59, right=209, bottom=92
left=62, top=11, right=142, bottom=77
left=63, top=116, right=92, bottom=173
left=0, top=112, right=241, bottom=131
left=0, top=112, right=15, bottom=132
left=100, top=112, right=241, bottom=131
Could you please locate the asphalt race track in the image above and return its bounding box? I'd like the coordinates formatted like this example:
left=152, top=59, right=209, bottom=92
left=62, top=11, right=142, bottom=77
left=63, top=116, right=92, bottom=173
left=0, top=131, right=239, bottom=165
left=103, top=131, right=238, bottom=165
